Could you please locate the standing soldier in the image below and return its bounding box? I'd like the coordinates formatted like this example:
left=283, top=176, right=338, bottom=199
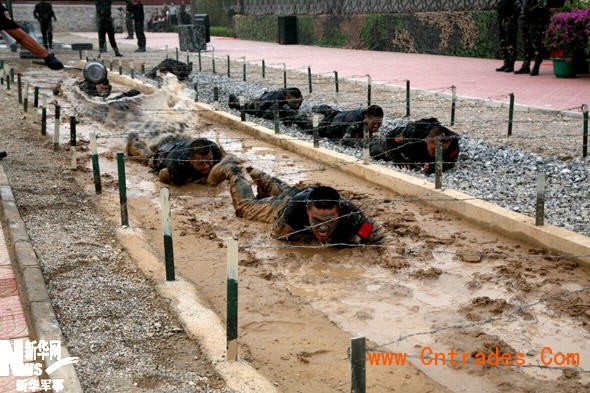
left=33, top=0, right=56, bottom=49
left=496, top=0, right=519, bottom=72
left=124, top=0, right=134, bottom=39
left=129, top=0, right=146, bottom=52
left=95, top=0, right=123, bottom=57
left=514, top=0, right=550, bottom=75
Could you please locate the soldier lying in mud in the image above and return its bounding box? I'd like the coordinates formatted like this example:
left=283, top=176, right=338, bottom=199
left=76, top=78, right=142, bottom=101
left=126, top=133, right=224, bottom=186
left=145, top=59, right=193, bottom=81
left=208, top=156, right=389, bottom=246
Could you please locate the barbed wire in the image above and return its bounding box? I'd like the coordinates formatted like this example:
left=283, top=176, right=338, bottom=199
left=366, top=285, right=590, bottom=351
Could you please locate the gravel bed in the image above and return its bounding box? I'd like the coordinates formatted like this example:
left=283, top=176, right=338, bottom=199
left=180, top=71, right=590, bottom=237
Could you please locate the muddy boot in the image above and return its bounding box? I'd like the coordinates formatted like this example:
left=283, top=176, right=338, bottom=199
left=247, top=167, right=290, bottom=198
left=530, top=59, right=541, bottom=76
left=514, top=62, right=530, bottom=74
left=503, top=61, right=514, bottom=72
left=228, top=94, right=239, bottom=110
left=207, top=154, right=243, bottom=186
left=126, top=133, right=151, bottom=164
left=496, top=61, right=507, bottom=72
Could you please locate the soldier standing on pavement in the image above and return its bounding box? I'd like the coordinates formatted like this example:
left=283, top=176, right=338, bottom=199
left=95, top=0, right=123, bottom=57
left=124, top=0, right=134, bottom=39
left=514, top=0, right=549, bottom=75
left=129, top=0, right=146, bottom=52
left=33, top=0, right=56, bottom=49
left=496, top=0, right=519, bottom=72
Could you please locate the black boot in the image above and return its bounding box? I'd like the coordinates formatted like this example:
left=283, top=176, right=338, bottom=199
left=496, top=61, right=507, bottom=72
left=114, top=49, right=123, bottom=57
left=503, top=61, right=514, bottom=72
left=514, top=62, right=530, bottom=74
left=530, top=60, right=542, bottom=76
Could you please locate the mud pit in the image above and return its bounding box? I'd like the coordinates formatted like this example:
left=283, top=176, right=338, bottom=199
left=18, top=69, right=590, bottom=392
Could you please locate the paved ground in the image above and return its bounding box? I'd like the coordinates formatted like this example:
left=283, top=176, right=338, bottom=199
left=70, top=31, right=590, bottom=112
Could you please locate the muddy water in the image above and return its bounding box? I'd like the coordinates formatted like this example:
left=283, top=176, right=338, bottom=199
left=26, top=71, right=590, bottom=392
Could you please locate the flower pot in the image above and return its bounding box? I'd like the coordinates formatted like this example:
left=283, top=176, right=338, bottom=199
left=552, top=58, right=576, bottom=78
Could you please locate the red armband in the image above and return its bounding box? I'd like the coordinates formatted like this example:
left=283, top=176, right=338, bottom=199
left=357, top=221, right=374, bottom=240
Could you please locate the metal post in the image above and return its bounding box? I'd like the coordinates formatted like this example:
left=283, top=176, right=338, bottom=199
left=226, top=237, right=238, bottom=361
left=130, top=61, right=135, bottom=79
left=10, top=68, right=14, bottom=83
left=334, top=71, right=339, bottom=93
left=23, top=82, right=29, bottom=112
left=213, top=86, right=219, bottom=110
left=110, top=60, right=114, bottom=72
left=198, top=50, right=202, bottom=71
left=175, top=47, right=179, bottom=61
left=41, top=95, right=47, bottom=135
left=406, top=80, right=410, bottom=117
left=362, top=126, right=370, bottom=164
left=141, top=63, right=145, bottom=74
left=435, top=142, right=443, bottom=189
left=70, top=116, right=77, bottom=170
left=242, top=59, right=246, bottom=82
left=117, top=153, right=129, bottom=227
left=239, top=96, right=246, bottom=121
left=508, top=93, right=514, bottom=137
left=17, top=73, right=22, bottom=104
left=78, top=49, right=82, bottom=60
left=90, top=132, right=102, bottom=194
left=193, top=81, right=199, bottom=102
left=350, top=336, right=366, bottom=393
left=283, top=63, right=287, bottom=89
left=367, top=75, right=371, bottom=107
left=262, top=59, right=265, bottom=79
left=33, top=87, right=39, bottom=108
left=118, top=58, right=123, bottom=75
left=450, top=85, right=456, bottom=126
left=582, top=104, right=588, bottom=158
left=160, top=187, right=175, bottom=281
left=535, top=171, right=545, bottom=226
left=53, top=105, right=60, bottom=151
left=307, top=66, right=312, bottom=94
left=212, top=48, right=216, bottom=74
left=227, top=55, right=231, bottom=78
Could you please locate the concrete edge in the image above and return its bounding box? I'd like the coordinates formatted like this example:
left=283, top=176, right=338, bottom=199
left=116, top=228, right=279, bottom=393
left=0, top=163, right=84, bottom=392
left=194, top=103, right=590, bottom=268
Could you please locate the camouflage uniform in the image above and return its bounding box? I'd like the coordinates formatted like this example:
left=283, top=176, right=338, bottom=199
left=216, top=168, right=388, bottom=245
left=496, top=0, right=519, bottom=72
left=33, top=0, right=56, bottom=49
left=515, top=0, right=549, bottom=75
left=146, top=59, right=193, bottom=80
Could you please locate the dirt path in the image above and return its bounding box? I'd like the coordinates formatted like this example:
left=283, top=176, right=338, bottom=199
left=0, top=56, right=589, bottom=393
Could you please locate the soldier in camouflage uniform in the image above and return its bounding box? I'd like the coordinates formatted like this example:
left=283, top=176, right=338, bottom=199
left=496, top=0, right=519, bottom=72
left=95, top=0, right=123, bottom=57
left=514, top=0, right=549, bottom=76
left=207, top=160, right=389, bottom=246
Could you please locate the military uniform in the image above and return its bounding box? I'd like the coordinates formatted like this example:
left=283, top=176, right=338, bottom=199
left=211, top=166, right=388, bottom=245
left=496, top=0, right=519, bottom=72
left=129, top=0, right=146, bottom=51
left=76, top=79, right=111, bottom=98
left=312, top=105, right=373, bottom=147
left=127, top=135, right=224, bottom=186
left=515, top=0, right=549, bottom=75
left=146, top=59, right=193, bottom=80
left=370, top=118, right=460, bottom=174
left=33, top=0, right=56, bottom=49
left=95, top=0, right=122, bottom=56
left=228, top=89, right=312, bottom=130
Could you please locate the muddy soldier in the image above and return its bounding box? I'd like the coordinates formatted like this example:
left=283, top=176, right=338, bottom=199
left=370, top=118, right=460, bottom=174
left=496, top=0, right=519, bottom=72
left=126, top=134, right=224, bottom=186
left=228, top=87, right=312, bottom=130
left=311, top=104, right=384, bottom=147
left=207, top=157, right=389, bottom=245
left=514, top=0, right=549, bottom=75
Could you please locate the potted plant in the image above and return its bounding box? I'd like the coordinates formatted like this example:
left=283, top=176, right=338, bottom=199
left=544, top=6, right=590, bottom=77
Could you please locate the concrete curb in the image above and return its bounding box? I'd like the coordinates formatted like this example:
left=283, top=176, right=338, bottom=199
left=0, top=163, right=84, bottom=392
left=195, top=103, right=590, bottom=268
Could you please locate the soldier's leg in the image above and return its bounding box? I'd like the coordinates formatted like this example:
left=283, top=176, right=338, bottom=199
left=505, top=14, right=518, bottom=72
left=47, top=23, right=53, bottom=49
left=496, top=16, right=509, bottom=71
left=247, top=167, right=291, bottom=198
left=529, top=19, right=546, bottom=76
left=514, top=20, right=532, bottom=74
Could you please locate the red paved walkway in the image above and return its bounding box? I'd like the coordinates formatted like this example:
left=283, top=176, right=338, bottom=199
left=74, top=32, right=590, bottom=112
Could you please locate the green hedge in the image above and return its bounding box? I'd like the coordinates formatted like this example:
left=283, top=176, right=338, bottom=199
left=234, top=11, right=502, bottom=59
